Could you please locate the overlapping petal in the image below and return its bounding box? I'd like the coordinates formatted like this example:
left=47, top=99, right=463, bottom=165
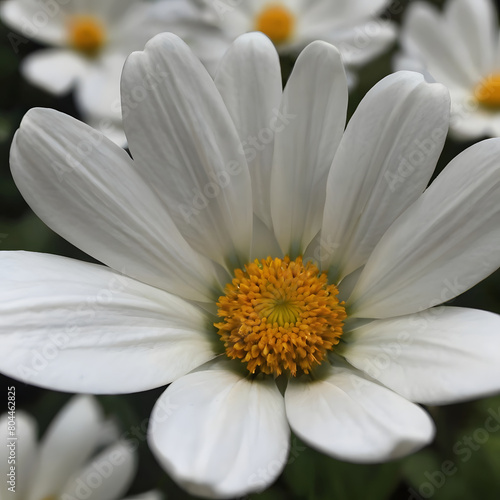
left=341, top=307, right=500, bottom=405
left=321, top=72, right=449, bottom=281
left=271, top=41, right=348, bottom=256
left=149, top=367, right=289, bottom=499
left=285, top=364, right=434, bottom=462
left=0, top=252, right=216, bottom=393
left=215, top=33, right=282, bottom=227
left=122, top=33, right=253, bottom=270
left=349, top=138, right=500, bottom=318
left=10, top=108, right=220, bottom=302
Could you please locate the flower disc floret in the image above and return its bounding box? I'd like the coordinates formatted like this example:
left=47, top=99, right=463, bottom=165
left=68, top=15, right=106, bottom=56
left=215, top=256, right=346, bottom=376
left=255, top=4, right=295, bottom=45
left=475, top=74, right=500, bottom=108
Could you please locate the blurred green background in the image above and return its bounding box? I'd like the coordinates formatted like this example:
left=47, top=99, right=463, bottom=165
left=1, top=0, right=500, bottom=499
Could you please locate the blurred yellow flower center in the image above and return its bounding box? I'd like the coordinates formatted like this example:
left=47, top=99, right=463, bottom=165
left=68, top=16, right=106, bottom=56
left=215, top=256, right=346, bottom=376
left=255, top=4, right=295, bottom=45
left=475, top=73, right=500, bottom=108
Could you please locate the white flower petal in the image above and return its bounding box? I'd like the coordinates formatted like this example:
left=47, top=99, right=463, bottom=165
left=214, top=33, right=282, bottom=227
left=342, top=307, right=500, bottom=405
left=122, top=33, right=253, bottom=270
left=302, top=0, right=390, bottom=26
left=27, top=396, right=103, bottom=500
left=0, top=0, right=68, bottom=46
left=309, top=22, right=397, bottom=67
left=271, top=41, right=348, bottom=256
left=444, top=0, right=497, bottom=76
left=93, top=0, right=145, bottom=28
left=11, top=108, right=219, bottom=302
left=84, top=114, right=127, bottom=148
left=285, top=364, right=434, bottom=463
left=321, top=72, right=449, bottom=281
left=401, top=2, right=479, bottom=87
left=61, top=441, right=136, bottom=500
left=149, top=368, right=289, bottom=499
left=349, top=138, right=500, bottom=319
left=123, top=491, right=163, bottom=500
left=75, top=54, right=123, bottom=124
left=1, top=411, right=37, bottom=500
left=0, top=252, right=217, bottom=393
left=21, top=50, right=88, bottom=95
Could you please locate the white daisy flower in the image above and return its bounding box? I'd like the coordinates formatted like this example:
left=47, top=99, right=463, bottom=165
left=396, top=0, right=500, bottom=140
left=0, top=395, right=150, bottom=500
left=203, top=0, right=397, bottom=85
left=0, top=0, right=224, bottom=145
left=1, top=32, right=500, bottom=499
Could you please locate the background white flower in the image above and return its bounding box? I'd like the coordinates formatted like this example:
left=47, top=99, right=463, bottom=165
left=201, top=0, right=397, bottom=86
left=1, top=32, right=500, bottom=498
left=0, top=395, right=147, bottom=500
left=0, top=0, right=227, bottom=145
left=396, top=0, right=500, bottom=139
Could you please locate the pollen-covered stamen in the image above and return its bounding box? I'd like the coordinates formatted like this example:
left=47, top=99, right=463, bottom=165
left=255, top=4, right=295, bottom=45
left=68, top=15, right=106, bottom=57
left=215, top=256, right=346, bottom=377
left=475, top=73, right=500, bottom=108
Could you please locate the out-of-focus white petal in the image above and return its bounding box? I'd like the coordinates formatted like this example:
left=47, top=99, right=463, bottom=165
left=149, top=367, right=289, bottom=499
left=444, top=0, right=497, bottom=76
left=321, top=72, right=449, bottom=281
left=306, top=22, right=397, bottom=67
left=301, top=0, right=390, bottom=28
left=21, top=50, right=88, bottom=95
left=401, top=2, right=479, bottom=88
left=0, top=252, right=217, bottom=394
left=215, top=33, right=282, bottom=227
left=271, top=41, right=348, bottom=256
left=342, top=307, right=500, bottom=405
left=122, top=33, right=252, bottom=271
left=349, top=138, right=500, bottom=319
left=75, top=53, right=123, bottom=126
left=1, top=411, right=37, bottom=500
left=11, top=108, right=220, bottom=303
left=123, top=491, right=163, bottom=500
left=0, top=0, right=68, bottom=46
left=285, top=364, right=434, bottom=462
left=60, top=441, right=136, bottom=500
left=28, top=396, right=104, bottom=500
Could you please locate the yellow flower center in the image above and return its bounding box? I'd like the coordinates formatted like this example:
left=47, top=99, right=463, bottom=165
left=215, top=256, right=346, bottom=377
left=474, top=73, right=500, bottom=108
left=255, top=4, right=295, bottom=45
left=68, top=16, right=106, bottom=57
